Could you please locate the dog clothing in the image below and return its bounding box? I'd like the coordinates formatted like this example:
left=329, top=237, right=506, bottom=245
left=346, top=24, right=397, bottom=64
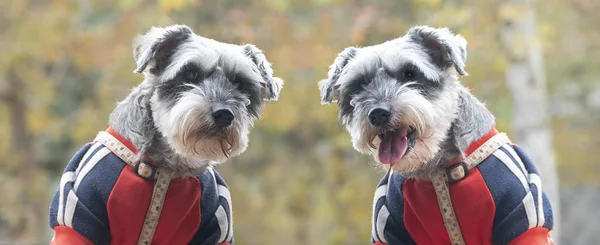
left=49, top=129, right=234, bottom=245
left=371, top=129, right=554, bottom=245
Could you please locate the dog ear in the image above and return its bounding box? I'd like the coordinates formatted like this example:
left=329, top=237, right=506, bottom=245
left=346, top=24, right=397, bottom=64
left=320, top=47, right=358, bottom=104
left=407, top=26, right=468, bottom=76
left=242, top=44, right=283, bottom=101
left=133, top=25, right=193, bottom=74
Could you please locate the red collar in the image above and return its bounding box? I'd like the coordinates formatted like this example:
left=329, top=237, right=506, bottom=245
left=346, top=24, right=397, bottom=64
left=465, top=127, right=498, bottom=156
left=443, top=127, right=499, bottom=167
left=107, top=127, right=139, bottom=154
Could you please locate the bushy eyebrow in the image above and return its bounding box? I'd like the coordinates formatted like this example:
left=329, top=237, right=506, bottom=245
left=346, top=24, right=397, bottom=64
left=160, top=54, right=219, bottom=82
left=381, top=52, right=443, bottom=82
left=335, top=56, right=382, bottom=87
left=381, top=61, right=421, bottom=77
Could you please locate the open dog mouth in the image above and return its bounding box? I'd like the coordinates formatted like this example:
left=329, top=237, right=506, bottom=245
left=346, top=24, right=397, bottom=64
left=377, top=126, right=417, bottom=164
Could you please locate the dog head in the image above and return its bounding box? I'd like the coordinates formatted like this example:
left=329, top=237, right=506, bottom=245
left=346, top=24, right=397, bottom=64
left=319, top=26, right=467, bottom=174
left=133, top=24, right=282, bottom=165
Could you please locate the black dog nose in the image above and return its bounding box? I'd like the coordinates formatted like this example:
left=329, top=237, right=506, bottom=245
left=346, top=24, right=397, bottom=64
left=368, top=108, right=391, bottom=126
left=212, top=108, right=234, bottom=128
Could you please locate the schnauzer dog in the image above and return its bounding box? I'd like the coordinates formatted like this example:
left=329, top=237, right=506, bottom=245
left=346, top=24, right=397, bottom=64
left=319, top=26, right=554, bottom=245
left=49, top=24, right=282, bottom=245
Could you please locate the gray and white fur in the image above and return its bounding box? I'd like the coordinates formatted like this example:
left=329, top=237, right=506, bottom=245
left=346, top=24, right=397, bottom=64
left=319, top=26, right=494, bottom=180
left=110, top=25, right=283, bottom=177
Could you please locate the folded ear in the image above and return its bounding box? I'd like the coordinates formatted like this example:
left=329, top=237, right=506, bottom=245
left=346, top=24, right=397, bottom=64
left=319, top=47, right=358, bottom=104
left=407, top=26, right=468, bottom=76
left=242, top=44, right=283, bottom=101
left=133, top=25, right=193, bottom=74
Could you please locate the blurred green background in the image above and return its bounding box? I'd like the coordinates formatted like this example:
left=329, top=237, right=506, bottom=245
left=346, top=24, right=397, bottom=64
left=1, top=0, right=599, bottom=244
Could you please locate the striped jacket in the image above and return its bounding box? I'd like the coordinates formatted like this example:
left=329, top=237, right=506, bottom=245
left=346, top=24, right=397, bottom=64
left=49, top=138, right=234, bottom=244
left=372, top=143, right=554, bottom=245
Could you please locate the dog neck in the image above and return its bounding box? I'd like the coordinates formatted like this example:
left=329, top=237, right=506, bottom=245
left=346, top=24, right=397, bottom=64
left=108, top=80, right=212, bottom=177
left=439, top=85, right=496, bottom=165
left=108, top=81, right=157, bottom=153
left=405, top=84, right=495, bottom=180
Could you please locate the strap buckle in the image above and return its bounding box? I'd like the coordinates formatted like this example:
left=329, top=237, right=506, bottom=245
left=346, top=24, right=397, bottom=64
left=446, top=162, right=469, bottom=183
left=134, top=161, right=157, bottom=180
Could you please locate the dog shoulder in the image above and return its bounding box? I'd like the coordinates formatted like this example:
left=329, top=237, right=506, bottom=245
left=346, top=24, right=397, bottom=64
left=50, top=142, right=126, bottom=244
left=190, top=168, right=234, bottom=244
left=371, top=174, right=415, bottom=245
left=477, top=144, right=554, bottom=244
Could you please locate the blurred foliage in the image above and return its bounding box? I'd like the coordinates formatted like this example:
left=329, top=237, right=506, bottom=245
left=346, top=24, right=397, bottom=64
left=0, top=0, right=598, bottom=244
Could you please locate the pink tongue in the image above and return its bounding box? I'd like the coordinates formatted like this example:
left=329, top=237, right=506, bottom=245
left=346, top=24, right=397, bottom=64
left=378, top=127, right=409, bottom=164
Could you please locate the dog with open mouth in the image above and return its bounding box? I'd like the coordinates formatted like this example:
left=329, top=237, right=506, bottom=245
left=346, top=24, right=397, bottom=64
left=319, top=26, right=554, bottom=245
left=49, top=24, right=282, bottom=245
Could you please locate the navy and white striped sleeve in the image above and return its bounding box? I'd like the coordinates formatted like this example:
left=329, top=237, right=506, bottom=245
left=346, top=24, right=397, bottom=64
left=49, top=142, right=124, bottom=245
left=478, top=144, right=554, bottom=245
left=371, top=174, right=414, bottom=245
left=189, top=168, right=234, bottom=245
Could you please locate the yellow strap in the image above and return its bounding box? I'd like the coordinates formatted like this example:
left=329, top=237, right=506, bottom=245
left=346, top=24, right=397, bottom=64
left=433, top=133, right=511, bottom=245
left=137, top=170, right=173, bottom=245
left=94, top=131, right=173, bottom=245
left=432, top=175, right=466, bottom=245
left=95, top=131, right=138, bottom=167
left=464, top=133, right=511, bottom=169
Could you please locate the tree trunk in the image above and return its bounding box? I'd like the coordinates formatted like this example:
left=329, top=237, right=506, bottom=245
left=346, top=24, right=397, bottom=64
left=500, top=0, right=560, bottom=243
left=2, top=69, right=46, bottom=244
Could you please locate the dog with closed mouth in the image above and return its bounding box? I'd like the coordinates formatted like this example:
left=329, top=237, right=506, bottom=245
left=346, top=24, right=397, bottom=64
left=49, top=24, right=282, bottom=245
left=319, top=26, right=554, bottom=245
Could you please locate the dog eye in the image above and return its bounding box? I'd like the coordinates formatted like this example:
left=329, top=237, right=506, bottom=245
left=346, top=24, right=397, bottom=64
left=361, top=78, right=370, bottom=86
left=184, top=71, right=200, bottom=82
left=403, top=70, right=414, bottom=79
